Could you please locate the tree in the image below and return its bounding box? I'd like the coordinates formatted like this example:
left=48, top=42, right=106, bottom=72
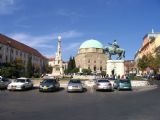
left=11, top=57, right=25, bottom=77
left=101, top=71, right=106, bottom=77
left=65, top=56, right=78, bottom=74
left=137, top=55, right=149, bottom=72
left=26, top=56, right=32, bottom=78
left=71, top=68, right=79, bottom=73
left=0, top=66, right=16, bottom=78
left=45, top=64, right=52, bottom=74
left=137, top=53, right=160, bottom=74
left=82, top=69, right=91, bottom=75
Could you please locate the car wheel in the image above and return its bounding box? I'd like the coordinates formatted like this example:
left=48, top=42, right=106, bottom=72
left=118, top=87, right=120, bottom=91
left=39, top=89, right=43, bottom=92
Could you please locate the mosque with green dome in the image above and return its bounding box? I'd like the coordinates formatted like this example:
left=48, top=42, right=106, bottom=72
left=75, top=39, right=108, bottom=73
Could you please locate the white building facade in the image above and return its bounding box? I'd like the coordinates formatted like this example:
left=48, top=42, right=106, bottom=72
left=0, top=34, right=48, bottom=73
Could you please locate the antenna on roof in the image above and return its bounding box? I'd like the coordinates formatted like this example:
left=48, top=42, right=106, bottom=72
left=152, top=28, right=154, bottom=33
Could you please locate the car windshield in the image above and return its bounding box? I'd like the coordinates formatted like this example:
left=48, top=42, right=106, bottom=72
left=1, top=78, right=8, bottom=82
left=98, top=79, right=109, bottom=82
left=69, top=80, right=81, bottom=83
left=42, top=79, right=56, bottom=83
left=15, top=79, right=26, bottom=83
left=120, top=80, right=130, bottom=83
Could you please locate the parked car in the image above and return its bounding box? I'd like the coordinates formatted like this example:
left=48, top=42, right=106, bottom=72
left=154, top=74, right=160, bottom=80
left=0, top=76, right=11, bottom=89
left=39, top=79, right=60, bottom=92
left=94, top=79, right=113, bottom=91
left=7, top=77, right=33, bottom=91
left=113, top=79, right=132, bottom=90
left=67, top=79, right=84, bottom=92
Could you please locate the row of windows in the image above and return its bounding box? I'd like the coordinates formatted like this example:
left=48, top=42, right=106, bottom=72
left=8, top=48, right=42, bottom=62
left=1, top=45, right=45, bottom=64
left=88, top=60, right=103, bottom=64
left=88, top=66, right=103, bottom=71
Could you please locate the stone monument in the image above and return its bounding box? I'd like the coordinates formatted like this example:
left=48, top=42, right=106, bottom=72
left=104, top=40, right=125, bottom=77
left=52, top=36, right=64, bottom=77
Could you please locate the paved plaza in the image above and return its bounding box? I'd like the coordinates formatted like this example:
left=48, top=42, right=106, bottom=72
left=0, top=83, right=160, bottom=120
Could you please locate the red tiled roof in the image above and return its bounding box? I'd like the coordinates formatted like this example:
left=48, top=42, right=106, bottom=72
left=49, top=57, right=55, bottom=61
left=0, top=33, right=48, bottom=60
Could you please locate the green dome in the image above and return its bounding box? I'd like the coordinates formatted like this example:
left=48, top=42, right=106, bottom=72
left=80, top=39, right=103, bottom=49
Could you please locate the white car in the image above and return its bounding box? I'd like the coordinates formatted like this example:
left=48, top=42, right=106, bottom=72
left=8, top=77, right=33, bottom=91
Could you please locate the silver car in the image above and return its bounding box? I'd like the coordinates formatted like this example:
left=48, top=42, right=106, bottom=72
left=67, top=79, right=84, bottom=92
left=8, top=77, right=33, bottom=91
left=94, top=79, right=113, bottom=91
left=0, top=76, right=11, bottom=89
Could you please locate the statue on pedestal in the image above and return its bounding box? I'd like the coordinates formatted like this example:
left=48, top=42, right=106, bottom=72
left=104, top=40, right=125, bottom=60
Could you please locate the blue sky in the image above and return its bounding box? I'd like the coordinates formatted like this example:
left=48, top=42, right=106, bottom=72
left=0, top=0, right=160, bottom=61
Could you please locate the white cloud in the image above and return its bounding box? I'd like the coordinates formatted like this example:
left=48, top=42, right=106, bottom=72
left=0, top=0, right=16, bottom=14
left=59, top=30, right=83, bottom=39
left=9, top=30, right=83, bottom=48
left=63, top=42, right=81, bottom=51
left=9, top=33, right=54, bottom=49
left=8, top=30, right=83, bottom=59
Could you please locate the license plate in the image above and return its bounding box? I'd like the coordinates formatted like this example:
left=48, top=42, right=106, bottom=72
left=123, top=87, right=129, bottom=88
left=43, top=86, right=48, bottom=90
left=12, top=86, right=16, bottom=89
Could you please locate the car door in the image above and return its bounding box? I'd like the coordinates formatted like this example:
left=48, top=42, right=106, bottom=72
left=114, top=80, right=118, bottom=88
left=27, top=79, right=33, bottom=88
left=55, top=80, right=60, bottom=88
left=25, top=79, right=30, bottom=89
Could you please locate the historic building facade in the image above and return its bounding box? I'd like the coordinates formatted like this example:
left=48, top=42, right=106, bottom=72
left=135, top=30, right=160, bottom=61
left=134, top=30, right=160, bottom=74
left=75, top=39, right=108, bottom=73
left=124, top=60, right=136, bottom=75
left=0, top=33, right=48, bottom=73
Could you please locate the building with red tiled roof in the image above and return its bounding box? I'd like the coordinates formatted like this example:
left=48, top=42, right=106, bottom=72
left=0, top=33, right=48, bottom=73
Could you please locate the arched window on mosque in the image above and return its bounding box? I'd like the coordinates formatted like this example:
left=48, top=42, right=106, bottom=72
left=94, top=65, right=96, bottom=71
left=88, top=66, right=90, bottom=70
left=100, top=66, right=102, bottom=71
left=88, top=59, right=90, bottom=63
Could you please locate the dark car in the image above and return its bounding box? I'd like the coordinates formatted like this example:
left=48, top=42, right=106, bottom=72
left=39, top=79, right=60, bottom=92
left=0, top=76, right=11, bottom=89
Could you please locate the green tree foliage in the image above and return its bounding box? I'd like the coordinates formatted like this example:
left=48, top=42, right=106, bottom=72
left=13, top=57, right=25, bottom=77
left=65, top=56, right=79, bottom=74
left=137, top=53, right=160, bottom=74
left=82, top=69, right=92, bottom=75
left=101, top=71, right=106, bottom=77
left=45, top=64, right=52, bottom=74
left=137, top=55, right=149, bottom=72
left=0, top=66, right=16, bottom=78
left=26, top=56, right=32, bottom=78
left=0, top=58, right=24, bottom=78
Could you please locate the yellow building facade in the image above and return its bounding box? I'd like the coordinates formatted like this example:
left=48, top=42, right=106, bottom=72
left=135, top=32, right=160, bottom=60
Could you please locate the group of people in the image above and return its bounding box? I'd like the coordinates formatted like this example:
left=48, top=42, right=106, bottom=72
left=106, top=74, right=128, bottom=80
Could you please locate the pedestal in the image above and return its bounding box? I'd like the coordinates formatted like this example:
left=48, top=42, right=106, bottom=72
left=52, top=65, right=64, bottom=77
left=106, top=60, right=125, bottom=77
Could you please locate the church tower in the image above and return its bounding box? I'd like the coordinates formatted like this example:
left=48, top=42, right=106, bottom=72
left=52, top=36, right=64, bottom=77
